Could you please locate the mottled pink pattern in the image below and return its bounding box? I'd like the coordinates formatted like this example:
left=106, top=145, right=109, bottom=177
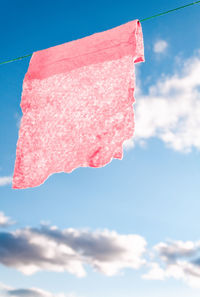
left=13, top=20, right=144, bottom=189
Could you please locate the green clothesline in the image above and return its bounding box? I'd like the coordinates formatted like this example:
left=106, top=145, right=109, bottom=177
left=1, top=0, right=200, bottom=66
left=140, top=0, right=200, bottom=21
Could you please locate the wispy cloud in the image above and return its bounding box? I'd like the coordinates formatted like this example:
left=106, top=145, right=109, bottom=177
left=124, top=51, right=200, bottom=153
left=0, top=212, right=15, bottom=227
left=0, top=176, right=12, bottom=187
left=0, top=282, right=79, bottom=297
left=0, top=225, right=146, bottom=277
left=153, top=40, right=168, bottom=53
left=143, top=240, right=200, bottom=288
left=14, top=112, right=22, bottom=129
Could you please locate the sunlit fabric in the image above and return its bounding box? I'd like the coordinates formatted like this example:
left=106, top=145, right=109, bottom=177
left=13, top=20, right=144, bottom=189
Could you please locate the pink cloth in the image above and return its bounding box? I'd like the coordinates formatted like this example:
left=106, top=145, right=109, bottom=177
left=13, top=20, right=144, bottom=189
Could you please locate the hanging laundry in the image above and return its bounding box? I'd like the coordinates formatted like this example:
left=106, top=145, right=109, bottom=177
left=12, top=19, right=144, bottom=189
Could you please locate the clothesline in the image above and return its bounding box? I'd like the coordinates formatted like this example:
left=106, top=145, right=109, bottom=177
left=0, top=0, right=200, bottom=66
left=140, top=0, right=200, bottom=22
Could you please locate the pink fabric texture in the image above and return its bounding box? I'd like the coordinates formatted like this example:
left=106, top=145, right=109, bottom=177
left=13, top=20, right=144, bottom=189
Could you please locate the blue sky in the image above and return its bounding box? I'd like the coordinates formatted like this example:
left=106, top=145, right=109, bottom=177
left=0, top=0, right=200, bottom=296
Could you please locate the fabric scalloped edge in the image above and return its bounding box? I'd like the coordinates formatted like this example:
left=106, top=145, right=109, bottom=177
left=12, top=20, right=145, bottom=189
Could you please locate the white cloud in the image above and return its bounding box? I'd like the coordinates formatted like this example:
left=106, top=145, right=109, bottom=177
left=14, top=112, right=22, bottom=129
left=1, top=212, right=200, bottom=289
left=0, top=225, right=146, bottom=277
left=124, top=51, right=200, bottom=153
left=143, top=240, right=200, bottom=288
left=142, top=262, right=165, bottom=280
left=0, top=282, right=80, bottom=297
left=0, top=176, right=12, bottom=186
left=0, top=212, right=15, bottom=227
left=153, top=40, right=168, bottom=53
